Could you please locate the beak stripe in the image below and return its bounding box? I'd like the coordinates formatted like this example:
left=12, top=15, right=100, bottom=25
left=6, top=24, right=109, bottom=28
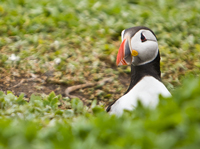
left=122, top=59, right=127, bottom=65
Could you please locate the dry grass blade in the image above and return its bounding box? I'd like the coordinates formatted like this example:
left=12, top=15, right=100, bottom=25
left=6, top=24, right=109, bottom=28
left=65, top=78, right=113, bottom=98
left=11, top=78, right=44, bottom=88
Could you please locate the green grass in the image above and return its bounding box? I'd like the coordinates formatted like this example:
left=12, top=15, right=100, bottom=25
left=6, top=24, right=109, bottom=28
left=1, top=76, right=200, bottom=148
left=0, top=0, right=200, bottom=148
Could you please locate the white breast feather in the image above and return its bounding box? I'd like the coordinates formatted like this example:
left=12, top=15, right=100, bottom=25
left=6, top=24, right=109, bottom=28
left=109, top=76, right=171, bottom=116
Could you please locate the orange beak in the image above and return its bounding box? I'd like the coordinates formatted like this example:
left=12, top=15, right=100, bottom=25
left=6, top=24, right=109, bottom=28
left=116, top=39, right=128, bottom=66
left=116, top=38, right=139, bottom=66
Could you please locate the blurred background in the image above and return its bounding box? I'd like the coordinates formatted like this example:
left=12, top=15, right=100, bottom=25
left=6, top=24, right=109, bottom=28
left=0, top=0, right=200, bottom=107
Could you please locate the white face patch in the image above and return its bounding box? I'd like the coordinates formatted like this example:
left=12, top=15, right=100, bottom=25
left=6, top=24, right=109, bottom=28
left=121, top=30, right=125, bottom=42
left=130, top=29, right=158, bottom=65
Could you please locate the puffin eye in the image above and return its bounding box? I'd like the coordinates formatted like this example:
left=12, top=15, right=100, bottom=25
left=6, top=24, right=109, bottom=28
left=141, top=33, right=147, bottom=42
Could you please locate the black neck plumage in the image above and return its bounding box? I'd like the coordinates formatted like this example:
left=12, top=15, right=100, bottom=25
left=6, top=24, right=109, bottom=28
left=124, top=51, right=161, bottom=94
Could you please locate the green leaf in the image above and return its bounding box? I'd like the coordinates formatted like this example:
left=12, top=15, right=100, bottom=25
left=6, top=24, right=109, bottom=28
left=71, top=98, right=83, bottom=114
left=16, top=93, right=27, bottom=105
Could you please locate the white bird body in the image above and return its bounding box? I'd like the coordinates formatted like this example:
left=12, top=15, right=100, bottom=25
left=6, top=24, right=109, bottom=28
left=109, top=76, right=171, bottom=116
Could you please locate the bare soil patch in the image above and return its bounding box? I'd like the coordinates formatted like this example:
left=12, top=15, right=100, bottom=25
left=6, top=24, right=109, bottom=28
left=0, top=69, right=130, bottom=106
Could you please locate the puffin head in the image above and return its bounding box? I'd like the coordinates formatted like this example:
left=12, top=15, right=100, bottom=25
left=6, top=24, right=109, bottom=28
left=116, top=26, right=159, bottom=66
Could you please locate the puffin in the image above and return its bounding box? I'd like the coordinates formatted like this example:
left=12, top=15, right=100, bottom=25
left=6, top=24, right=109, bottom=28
left=106, top=26, right=171, bottom=116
